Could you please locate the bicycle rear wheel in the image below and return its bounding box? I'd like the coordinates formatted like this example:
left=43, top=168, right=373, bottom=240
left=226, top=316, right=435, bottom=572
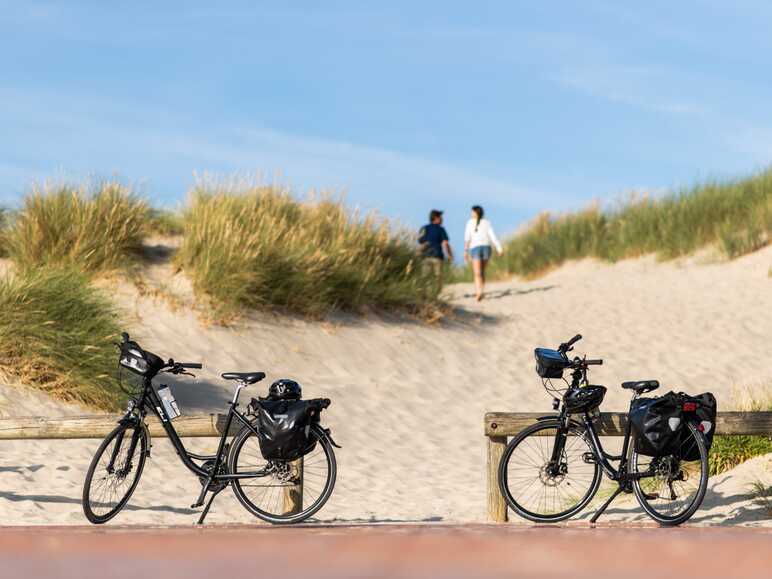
left=228, top=424, right=336, bottom=524
left=82, top=422, right=147, bottom=524
left=631, top=421, right=708, bottom=526
left=498, top=420, right=602, bottom=522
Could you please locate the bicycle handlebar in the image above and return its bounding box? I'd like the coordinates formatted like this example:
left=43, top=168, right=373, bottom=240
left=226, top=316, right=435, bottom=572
left=559, top=334, right=582, bottom=353
left=179, top=362, right=203, bottom=369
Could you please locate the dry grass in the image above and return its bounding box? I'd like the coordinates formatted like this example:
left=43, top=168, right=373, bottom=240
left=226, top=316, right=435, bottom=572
left=0, top=266, right=124, bottom=409
left=6, top=181, right=148, bottom=273
left=177, top=180, right=441, bottom=318
left=503, top=168, right=772, bottom=277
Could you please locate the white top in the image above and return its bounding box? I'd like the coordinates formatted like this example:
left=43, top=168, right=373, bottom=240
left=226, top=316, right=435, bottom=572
left=465, top=218, right=502, bottom=252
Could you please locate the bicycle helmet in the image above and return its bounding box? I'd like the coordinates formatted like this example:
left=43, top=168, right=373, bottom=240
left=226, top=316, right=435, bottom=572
left=266, top=379, right=302, bottom=401
left=563, top=385, right=607, bottom=413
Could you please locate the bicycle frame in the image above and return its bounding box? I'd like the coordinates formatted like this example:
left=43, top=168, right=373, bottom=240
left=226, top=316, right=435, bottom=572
left=547, top=362, right=657, bottom=485
left=120, top=376, right=269, bottom=483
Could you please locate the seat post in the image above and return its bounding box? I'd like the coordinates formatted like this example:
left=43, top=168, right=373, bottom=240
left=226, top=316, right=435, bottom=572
left=232, top=380, right=248, bottom=404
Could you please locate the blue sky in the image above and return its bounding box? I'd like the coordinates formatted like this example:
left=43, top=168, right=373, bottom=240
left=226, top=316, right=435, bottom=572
left=2, top=1, right=772, bottom=242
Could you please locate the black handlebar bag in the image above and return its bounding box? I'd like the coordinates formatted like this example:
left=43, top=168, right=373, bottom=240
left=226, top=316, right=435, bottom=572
left=251, top=399, right=326, bottom=461
left=630, top=393, right=683, bottom=457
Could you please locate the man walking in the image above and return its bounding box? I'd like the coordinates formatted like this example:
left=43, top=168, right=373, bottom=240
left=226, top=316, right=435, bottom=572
left=418, top=209, right=453, bottom=288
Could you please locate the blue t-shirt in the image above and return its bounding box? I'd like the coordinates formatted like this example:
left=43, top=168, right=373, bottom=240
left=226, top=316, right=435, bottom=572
left=418, top=223, right=449, bottom=259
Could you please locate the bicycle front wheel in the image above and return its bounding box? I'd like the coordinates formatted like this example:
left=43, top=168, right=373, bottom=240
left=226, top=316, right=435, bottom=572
left=82, top=422, right=147, bottom=524
left=498, top=419, right=602, bottom=523
left=631, top=421, right=709, bottom=526
left=228, top=424, right=336, bottom=524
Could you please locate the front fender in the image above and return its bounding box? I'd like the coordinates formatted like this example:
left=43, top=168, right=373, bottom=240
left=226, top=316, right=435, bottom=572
left=118, top=414, right=151, bottom=457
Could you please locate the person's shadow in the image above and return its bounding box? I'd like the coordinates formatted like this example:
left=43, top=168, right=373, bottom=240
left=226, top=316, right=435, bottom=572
left=460, top=285, right=556, bottom=300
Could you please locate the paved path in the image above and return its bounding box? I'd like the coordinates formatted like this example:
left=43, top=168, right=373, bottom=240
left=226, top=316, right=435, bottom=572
left=0, top=524, right=768, bottom=579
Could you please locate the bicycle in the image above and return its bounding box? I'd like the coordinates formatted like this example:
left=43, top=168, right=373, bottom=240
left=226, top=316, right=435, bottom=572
left=497, top=334, right=709, bottom=526
left=82, top=332, right=339, bottom=525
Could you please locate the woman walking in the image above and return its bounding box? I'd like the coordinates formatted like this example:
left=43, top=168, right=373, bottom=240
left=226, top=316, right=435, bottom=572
left=464, top=205, right=503, bottom=301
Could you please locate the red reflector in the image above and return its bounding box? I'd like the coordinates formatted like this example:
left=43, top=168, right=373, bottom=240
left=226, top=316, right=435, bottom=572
left=697, top=423, right=705, bottom=432
left=683, top=402, right=697, bottom=412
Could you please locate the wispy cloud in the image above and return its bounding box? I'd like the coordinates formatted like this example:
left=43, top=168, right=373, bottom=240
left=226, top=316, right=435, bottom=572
left=0, top=86, right=560, bottom=218
left=553, top=65, right=708, bottom=116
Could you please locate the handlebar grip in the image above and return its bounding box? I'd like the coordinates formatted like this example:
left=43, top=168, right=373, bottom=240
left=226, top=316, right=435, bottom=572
left=181, top=362, right=203, bottom=369
left=585, top=359, right=603, bottom=365
left=121, top=332, right=129, bottom=343
left=567, top=334, right=582, bottom=347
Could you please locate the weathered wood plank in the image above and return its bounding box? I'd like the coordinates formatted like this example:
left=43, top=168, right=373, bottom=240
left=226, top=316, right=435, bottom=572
left=486, top=436, right=508, bottom=523
left=0, top=413, right=244, bottom=440
left=283, top=457, right=304, bottom=515
left=485, top=411, right=772, bottom=437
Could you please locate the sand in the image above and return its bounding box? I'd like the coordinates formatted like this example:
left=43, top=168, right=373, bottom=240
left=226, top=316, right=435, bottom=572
left=0, top=245, right=770, bottom=526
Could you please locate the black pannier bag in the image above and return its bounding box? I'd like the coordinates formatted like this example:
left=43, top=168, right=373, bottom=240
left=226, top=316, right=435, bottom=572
left=250, top=398, right=330, bottom=461
left=534, top=348, right=570, bottom=379
left=679, top=392, right=717, bottom=461
left=629, top=392, right=683, bottom=457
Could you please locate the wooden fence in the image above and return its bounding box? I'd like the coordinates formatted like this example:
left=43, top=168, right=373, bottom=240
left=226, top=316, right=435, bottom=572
left=485, top=411, right=772, bottom=523
left=0, top=413, right=304, bottom=515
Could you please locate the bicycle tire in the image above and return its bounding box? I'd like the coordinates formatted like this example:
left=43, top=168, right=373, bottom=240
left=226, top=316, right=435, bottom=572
left=631, top=421, right=709, bottom=526
left=82, top=422, right=147, bottom=524
left=228, top=424, right=336, bottom=524
left=498, top=419, right=602, bottom=523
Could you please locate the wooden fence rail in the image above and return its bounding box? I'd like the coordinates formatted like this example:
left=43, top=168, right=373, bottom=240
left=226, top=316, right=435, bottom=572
left=0, top=413, right=239, bottom=440
left=0, top=413, right=303, bottom=515
left=485, top=411, right=772, bottom=523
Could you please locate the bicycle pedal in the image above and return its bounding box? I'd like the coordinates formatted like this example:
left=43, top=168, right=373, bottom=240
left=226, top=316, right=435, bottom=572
left=643, top=492, right=659, bottom=500
left=191, top=501, right=204, bottom=508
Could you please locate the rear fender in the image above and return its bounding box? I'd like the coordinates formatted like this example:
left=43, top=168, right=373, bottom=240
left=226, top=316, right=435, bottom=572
left=316, top=425, right=342, bottom=449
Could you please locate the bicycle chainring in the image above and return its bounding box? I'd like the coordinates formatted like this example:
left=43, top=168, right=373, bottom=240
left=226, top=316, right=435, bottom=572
left=199, top=459, right=229, bottom=492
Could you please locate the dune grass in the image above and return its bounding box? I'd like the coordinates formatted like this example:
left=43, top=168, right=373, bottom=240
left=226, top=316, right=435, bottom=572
left=177, top=181, right=441, bottom=318
left=0, top=267, right=124, bottom=409
left=6, top=181, right=148, bottom=273
left=503, top=169, right=772, bottom=277
left=708, top=385, right=772, bottom=476
left=0, top=208, right=8, bottom=257
left=146, top=207, right=185, bottom=237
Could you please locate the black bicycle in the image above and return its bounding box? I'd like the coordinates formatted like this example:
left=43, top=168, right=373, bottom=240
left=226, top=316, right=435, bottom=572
left=498, top=334, right=709, bottom=526
left=82, top=333, right=338, bottom=525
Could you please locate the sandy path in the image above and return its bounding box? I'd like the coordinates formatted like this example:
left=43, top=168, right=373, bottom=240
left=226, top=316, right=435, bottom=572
left=0, top=246, right=770, bottom=525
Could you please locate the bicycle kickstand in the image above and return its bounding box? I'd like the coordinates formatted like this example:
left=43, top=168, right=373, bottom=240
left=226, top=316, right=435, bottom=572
left=196, top=487, right=224, bottom=525
left=590, top=484, right=626, bottom=524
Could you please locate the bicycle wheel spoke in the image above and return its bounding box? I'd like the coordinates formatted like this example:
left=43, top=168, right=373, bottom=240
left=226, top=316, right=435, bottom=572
left=232, top=428, right=335, bottom=522
left=501, top=423, right=600, bottom=521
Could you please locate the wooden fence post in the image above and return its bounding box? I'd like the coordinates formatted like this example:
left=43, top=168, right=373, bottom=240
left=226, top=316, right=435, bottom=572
left=487, top=435, right=508, bottom=523
left=282, top=457, right=304, bottom=515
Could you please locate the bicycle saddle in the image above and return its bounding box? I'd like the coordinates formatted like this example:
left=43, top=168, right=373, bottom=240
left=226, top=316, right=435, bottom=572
left=221, top=372, right=266, bottom=384
left=621, top=379, right=659, bottom=393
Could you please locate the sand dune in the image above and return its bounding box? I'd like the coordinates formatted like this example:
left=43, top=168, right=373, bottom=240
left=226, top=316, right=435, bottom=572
left=0, top=246, right=770, bottom=525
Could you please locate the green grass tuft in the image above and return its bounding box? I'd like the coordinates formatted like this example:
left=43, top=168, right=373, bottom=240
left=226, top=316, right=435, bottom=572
left=503, top=169, right=772, bottom=277
left=7, top=181, right=148, bottom=273
left=0, top=267, right=124, bottom=409
left=146, top=207, right=185, bottom=237
left=177, top=181, right=441, bottom=318
left=709, top=436, right=772, bottom=476
left=707, top=385, right=772, bottom=476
